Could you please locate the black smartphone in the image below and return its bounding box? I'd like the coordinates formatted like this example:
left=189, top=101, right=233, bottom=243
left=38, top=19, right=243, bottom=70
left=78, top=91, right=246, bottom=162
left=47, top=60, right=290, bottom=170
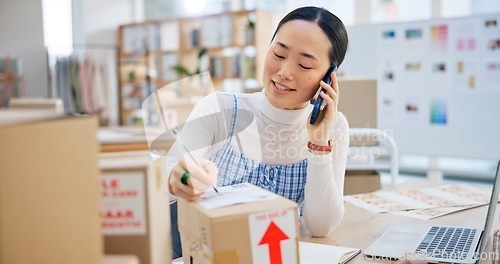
left=309, top=65, right=338, bottom=125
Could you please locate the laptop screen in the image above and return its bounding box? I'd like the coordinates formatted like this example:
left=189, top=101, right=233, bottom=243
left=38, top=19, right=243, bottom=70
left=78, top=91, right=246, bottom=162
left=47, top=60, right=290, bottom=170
left=478, top=160, right=500, bottom=254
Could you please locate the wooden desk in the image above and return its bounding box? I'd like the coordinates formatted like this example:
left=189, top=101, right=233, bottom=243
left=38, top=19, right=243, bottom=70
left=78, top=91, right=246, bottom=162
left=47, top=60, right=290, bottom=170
left=300, top=180, right=497, bottom=263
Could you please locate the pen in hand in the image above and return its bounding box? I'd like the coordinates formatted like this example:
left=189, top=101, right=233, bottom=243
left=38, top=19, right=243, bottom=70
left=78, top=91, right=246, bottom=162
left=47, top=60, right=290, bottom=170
left=171, top=128, right=219, bottom=194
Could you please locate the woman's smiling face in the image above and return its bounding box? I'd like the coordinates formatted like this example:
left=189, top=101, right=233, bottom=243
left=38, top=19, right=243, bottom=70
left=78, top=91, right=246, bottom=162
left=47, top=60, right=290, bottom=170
left=263, top=19, right=332, bottom=110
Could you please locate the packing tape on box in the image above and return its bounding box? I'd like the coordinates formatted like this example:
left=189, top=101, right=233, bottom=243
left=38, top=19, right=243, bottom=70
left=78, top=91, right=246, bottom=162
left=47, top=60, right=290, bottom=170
left=214, top=250, right=240, bottom=263
left=187, top=238, right=214, bottom=263
left=181, top=224, right=240, bottom=263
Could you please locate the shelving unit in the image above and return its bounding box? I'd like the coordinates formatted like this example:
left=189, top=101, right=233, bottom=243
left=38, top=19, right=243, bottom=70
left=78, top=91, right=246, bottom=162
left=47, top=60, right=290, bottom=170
left=117, top=10, right=278, bottom=126
left=347, top=128, right=399, bottom=185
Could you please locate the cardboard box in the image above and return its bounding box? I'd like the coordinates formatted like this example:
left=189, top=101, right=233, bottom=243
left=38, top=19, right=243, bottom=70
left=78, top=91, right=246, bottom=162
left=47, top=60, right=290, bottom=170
left=0, top=113, right=102, bottom=264
left=97, top=127, right=174, bottom=154
left=344, top=170, right=382, bottom=195
left=102, top=255, right=139, bottom=264
left=9, top=97, right=64, bottom=114
left=99, top=151, right=172, bottom=264
left=337, top=78, right=378, bottom=146
left=178, top=184, right=300, bottom=264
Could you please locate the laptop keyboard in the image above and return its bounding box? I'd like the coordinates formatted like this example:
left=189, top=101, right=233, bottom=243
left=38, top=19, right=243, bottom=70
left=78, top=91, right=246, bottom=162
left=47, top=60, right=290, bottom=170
left=415, top=226, right=476, bottom=260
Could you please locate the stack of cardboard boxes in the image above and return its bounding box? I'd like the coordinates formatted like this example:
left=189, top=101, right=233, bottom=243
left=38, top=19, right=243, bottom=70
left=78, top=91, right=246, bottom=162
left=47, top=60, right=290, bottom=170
left=0, top=112, right=146, bottom=264
left=0, top=114, right=102, bottom=263
left=99, top=151, right=172, bottom=264
left=337, top=78, right=382, bottom=195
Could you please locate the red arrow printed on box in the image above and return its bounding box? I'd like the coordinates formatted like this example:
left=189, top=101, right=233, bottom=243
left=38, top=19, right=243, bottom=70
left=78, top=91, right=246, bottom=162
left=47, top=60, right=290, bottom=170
left=258, top=221, right=289, bottom=264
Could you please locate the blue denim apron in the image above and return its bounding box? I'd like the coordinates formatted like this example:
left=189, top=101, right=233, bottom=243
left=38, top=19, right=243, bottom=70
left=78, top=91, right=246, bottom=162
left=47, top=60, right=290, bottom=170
left=209, top=95, right=308, bottom=209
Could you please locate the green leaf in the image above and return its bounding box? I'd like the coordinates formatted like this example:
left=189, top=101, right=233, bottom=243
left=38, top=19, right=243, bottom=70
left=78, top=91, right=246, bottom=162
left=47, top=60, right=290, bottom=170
left=128, top=71, right=136, bottom=81
left=198, top=48, right=207, bottom=58
left=247, top=20, right=255, bottom=30
left=171, top=65, right=191, bottom=76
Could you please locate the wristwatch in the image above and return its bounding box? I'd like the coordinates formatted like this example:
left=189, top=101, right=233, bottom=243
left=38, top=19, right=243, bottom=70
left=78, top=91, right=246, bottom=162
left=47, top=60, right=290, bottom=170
left=307, top=140, right=333, bottom=152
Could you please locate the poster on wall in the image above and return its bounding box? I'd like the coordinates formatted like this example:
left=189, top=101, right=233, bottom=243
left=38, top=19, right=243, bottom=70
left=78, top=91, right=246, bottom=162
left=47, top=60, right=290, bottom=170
left=427, top=58, right=452, bottom=90
left=100, top=172, right=147, bottom=235
left=481, top=16, right=500, bottom=92
left=401, top=60, right=424, bottom=89
left=403, top=25, right=426, bottom=56
left=379, top=27, right=400, bottom=54
left=401, top=96, right=424, bottom=125
left=452, top=59, right=479, bottom=91
left=378, top=60, right=402, bottom=90
left=428, top=98, right=449, bottom=126
left=378, top=95, right=397, bottom=123
left=451, top=21, right=478, bottom=54
left=429, top=24, right=449, bottom=53
left=484, top=17, right=500, bottom=55
left=483, top=59, right=500, bottom=91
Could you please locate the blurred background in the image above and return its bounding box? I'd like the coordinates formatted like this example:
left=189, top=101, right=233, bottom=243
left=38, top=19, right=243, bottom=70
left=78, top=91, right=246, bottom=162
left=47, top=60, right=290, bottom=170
left=1, top=0, right=500, bottom=183
left=1, top=1, right=500, bottom=263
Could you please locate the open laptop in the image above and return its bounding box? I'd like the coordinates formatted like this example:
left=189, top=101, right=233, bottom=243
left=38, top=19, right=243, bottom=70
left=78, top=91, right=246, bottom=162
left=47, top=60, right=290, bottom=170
left=364, top=161, right=500, bottom=263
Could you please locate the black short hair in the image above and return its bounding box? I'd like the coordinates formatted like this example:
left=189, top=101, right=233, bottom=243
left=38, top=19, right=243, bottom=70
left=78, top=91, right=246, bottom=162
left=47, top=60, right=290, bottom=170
left=271, top=6, right=348, bottom=68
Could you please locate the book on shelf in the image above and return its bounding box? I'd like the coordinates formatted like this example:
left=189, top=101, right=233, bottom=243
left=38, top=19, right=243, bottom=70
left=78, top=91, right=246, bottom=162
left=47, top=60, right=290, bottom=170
left=202, top=15, right=232, bottom=48
left=246, top=56, right=256, bottom=78
left=146, top=23, right=161, bottom=51
left=219, top=15, right=232, bottom=46
left=191, top=29, right=200, bottom=47
left=160, top=53, right=179, bottom=82
left=202, top=17, right=217, bottom=47
left=238, top=54, right=256, bottom=78
left=160, top=21, right=179, bottom=51
left=208, top=54, right=256, bottom=80
left=121, top=26, right=134, bottom=53
left=299, top=242, right=361, bottom=264
left=122, top=25, right=146, bottom=54
left=209, top=56, right=223, bottom=78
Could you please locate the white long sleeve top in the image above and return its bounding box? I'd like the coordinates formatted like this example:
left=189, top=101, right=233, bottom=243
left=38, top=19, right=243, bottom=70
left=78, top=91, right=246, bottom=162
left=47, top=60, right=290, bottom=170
left=165, top=90, right=349, bottom=237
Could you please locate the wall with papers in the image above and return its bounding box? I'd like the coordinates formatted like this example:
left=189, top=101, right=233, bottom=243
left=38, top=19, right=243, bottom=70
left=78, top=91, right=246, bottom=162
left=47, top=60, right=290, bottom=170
left=345, top=14, right=500, bottom=160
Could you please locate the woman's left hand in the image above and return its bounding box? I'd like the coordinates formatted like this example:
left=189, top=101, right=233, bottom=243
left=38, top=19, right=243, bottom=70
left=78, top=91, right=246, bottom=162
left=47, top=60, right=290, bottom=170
left=307, top=71, right=339, bottom=146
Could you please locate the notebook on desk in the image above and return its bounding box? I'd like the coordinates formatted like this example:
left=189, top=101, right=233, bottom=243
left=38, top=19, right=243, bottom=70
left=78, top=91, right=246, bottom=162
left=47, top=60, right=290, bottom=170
left=299, top=242, right=360, bottom=264
left=364, top=160, right=500, bottom=263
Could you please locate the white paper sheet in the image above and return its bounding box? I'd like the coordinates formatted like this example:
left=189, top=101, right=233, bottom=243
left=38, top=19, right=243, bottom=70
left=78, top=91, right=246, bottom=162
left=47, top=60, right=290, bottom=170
left=299, top=242, right=360, bottom=264
left=344, top=184, right=491, bottom=219
left=197, top=183, right=279, bottom=210
left=171, top=242, right=361, bottom=264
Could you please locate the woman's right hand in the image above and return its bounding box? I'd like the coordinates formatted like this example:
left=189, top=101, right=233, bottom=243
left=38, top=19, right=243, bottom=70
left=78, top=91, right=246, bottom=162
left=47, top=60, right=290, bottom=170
left=168, top=158, right=218, bottom=201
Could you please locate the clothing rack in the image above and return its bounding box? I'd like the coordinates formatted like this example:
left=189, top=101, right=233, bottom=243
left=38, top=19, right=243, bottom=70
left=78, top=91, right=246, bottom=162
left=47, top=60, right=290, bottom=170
left=0, top=56, right=25, bottom=108
left=71, top=43, right=119, bottom=118
left=49, top=43, right=119, bottom=125
left=47, top=43, right=118, bottom=98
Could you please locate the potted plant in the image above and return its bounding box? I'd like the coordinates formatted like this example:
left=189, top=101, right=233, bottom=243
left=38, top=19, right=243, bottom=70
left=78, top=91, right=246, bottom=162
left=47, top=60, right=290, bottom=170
left=246, top=19, right=255, bottom=44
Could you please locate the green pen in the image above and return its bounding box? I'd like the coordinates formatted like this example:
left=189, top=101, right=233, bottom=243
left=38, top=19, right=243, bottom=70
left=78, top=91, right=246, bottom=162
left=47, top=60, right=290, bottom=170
left=151, top=89, right=219, bottom=194
left=172, top=128, right=219, bottom=194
